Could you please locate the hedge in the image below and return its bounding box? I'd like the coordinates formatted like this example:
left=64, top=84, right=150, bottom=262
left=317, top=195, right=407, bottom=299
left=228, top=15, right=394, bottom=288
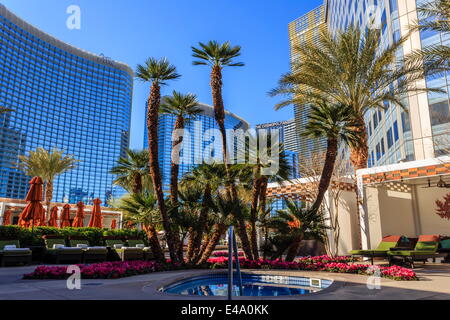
left=0, top=226, right=146, bottom=247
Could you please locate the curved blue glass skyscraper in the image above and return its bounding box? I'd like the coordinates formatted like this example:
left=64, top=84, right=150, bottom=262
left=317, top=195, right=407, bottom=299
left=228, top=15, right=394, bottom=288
left=0, top=5, right=133, bottom=204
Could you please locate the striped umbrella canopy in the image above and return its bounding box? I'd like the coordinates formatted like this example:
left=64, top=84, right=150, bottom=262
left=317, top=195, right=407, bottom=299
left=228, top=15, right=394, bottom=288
left=110, top=219, right=117, bottom=230
left=19, top=177, right=45, bottom=228
left=72, top=201, right=85, bottom=227
left=60, top=204, right=72, bottom=228
left=88, top=198, right=103, bottom=228
left=2, top=209, right=12, bottom=226
left=48, top=207, right=59, bottom=227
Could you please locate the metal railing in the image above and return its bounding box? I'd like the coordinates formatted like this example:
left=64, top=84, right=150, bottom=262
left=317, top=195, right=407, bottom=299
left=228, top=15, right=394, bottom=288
left=227, top=226, right=243, bottom=300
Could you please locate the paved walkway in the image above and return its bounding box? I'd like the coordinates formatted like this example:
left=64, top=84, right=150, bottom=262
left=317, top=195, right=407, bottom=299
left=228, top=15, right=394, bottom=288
left=0, top=264, right=449, bottom=300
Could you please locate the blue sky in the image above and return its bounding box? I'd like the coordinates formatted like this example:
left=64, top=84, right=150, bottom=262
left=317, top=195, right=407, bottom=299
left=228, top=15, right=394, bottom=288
left=1, top=0, right=323, bottom=149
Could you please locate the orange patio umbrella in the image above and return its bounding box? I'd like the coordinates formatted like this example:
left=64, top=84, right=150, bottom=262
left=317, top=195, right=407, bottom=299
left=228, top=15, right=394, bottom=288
left=72, top=201, right=85, bottom=227
left=2, top=209, right=12, bottom=226
left=110, top=219, right=117, bottom=230
left=88, top=198, right=103, bottom=228
left=48, top=207, right=59, bottom=227
left=38, top=208, right=47, bottom=226
left=19, top=177, right=45, bottom=229
left=60, top=204, right=72, bottom=228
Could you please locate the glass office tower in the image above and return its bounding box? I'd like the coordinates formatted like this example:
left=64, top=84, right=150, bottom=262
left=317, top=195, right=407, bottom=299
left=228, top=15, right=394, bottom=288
left=0, top=5, right=133, bottom=204
left=144, top=102, right=249, bottom=191
left=288, top=4, right=329, bottom=158
left=293, top=0, right=450, bottom=167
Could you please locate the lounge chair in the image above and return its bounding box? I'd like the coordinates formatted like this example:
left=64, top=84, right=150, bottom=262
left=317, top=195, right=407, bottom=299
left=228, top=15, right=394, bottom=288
left=104, top=237, right=144, bottom=261
left=350, top=235, right=401, bottom=264
left=0, top=239, right=32, bottom=267
left=438, top=237, right=450, bottom=263
left=43, top=235, right=83, bottom=264
left=388, top=235, right=446, bottom=268
left=69, top=236, right=107, bottom=263
left=127, top=238, right=154, bottom=261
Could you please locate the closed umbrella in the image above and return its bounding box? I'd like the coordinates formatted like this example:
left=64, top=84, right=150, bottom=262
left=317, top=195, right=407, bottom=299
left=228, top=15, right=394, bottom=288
left=110, top=219, right=117, bottom=230
left=2, top=209, right=12, bottom=226
left=60, top=204, right=72, bottom=228
left=19, top=177, right=45, bottom=229
left=88, top=198, right=103, bottom=228
left=48, top=207, right=59, bottom=227
left=38, top=208, right=47, bottom=226
left=72, top=201, right=85, bottom=227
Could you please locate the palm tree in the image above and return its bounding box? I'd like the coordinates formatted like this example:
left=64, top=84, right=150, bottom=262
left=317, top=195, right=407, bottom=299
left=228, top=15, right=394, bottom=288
left=180, top=163, right=224, bottom=263
left=303, top=102, right=361, bottom=212
left=160, top=91, right=202, bottom=205
left=136, top=57, right=181, bottom=263
left=191, top=42, right=253, bottom=259
left=407, top=0, right=450, bottom=72
left=110, top=149, right=151, bottom=194
left=116, top=192, right=165, bottom=262
left=19, top=148, right=78, bottom=215
left=244, top=133, right=292, bottom=260
left=269, top=201, right=328, bottom=262
left=191, top=40, right=244, bottom=168
left=271, top=26, right=433, bottom=171
left=197, top=193, right=238, bottom=265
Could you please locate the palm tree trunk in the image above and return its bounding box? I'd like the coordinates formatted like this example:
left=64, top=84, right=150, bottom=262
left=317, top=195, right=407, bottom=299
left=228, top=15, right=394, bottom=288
left=190, top=184, right=211, bottom=262
left=132, top=173, right=143, bottom=194
left=259, top=177, right=268, bottom=213
left=310, top=137, right=338, bottom=212
left=285, top=235, right=303, bottom=262
left=143, top=224, right=165, bottom=263
left=45, top=180, right=53, bottom=223
left=170, top=116, right=185, bottom=205
left=194, top=234, right=210, bottom=264
left=349, top=115, right=369, bottom=250
left=147, top=82, right=179, bottom=263
left=197, top=223, right=227, bottom=265
left=250, top=175, right=262, bottom=260
left=186, top=227, right=195, bottom=263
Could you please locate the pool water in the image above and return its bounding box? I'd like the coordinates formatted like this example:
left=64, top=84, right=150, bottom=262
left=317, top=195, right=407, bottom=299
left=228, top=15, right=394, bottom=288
left=162, top=273, right=332, bottom=297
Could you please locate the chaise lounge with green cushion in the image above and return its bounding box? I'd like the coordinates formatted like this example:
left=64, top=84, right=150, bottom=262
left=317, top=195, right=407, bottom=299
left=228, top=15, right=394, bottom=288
left=127, top=238, right=154, bottom=261
left=104, top=237, right=144, bottom=261
left=388, top=235, right=446, bottom=268
left=350, top=235, right=402, bottom=264
left=438, top=238, right=450, bottom=263
left=43, top=235, right=83, bottom=264
left=69, top=236, right=108, bottom=263
left=0, top=239, right=32, bottom=266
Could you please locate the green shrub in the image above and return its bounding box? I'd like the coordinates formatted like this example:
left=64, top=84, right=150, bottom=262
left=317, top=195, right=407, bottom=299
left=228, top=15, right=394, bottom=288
left=0, top=226, right=146, bottom=247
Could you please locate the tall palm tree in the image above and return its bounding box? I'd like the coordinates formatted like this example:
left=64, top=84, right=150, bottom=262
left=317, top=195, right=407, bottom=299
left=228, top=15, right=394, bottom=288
left=303, top=102, right=361, bottom=212
left=192, top=41, right=254, bottom=258
left=191, top=40, right=244, bottom=168
left=160, top=91, right=202, bottom=205
left=136, top=57, right=181, bottom=263
left=110, top=149, right=151, bottom=194
left=269, top=201, right=328, bottom=262
left=116, top=192, right=165, bottom=262
left=19, top=148, right=78, bottom=214
left=271, top=26, right=433, bottom=170
left=407, top=0, right=450, bottom=72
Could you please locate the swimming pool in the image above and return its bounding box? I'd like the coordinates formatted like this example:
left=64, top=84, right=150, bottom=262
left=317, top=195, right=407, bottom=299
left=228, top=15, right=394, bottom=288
left=161, top=273, right=332, bottom=297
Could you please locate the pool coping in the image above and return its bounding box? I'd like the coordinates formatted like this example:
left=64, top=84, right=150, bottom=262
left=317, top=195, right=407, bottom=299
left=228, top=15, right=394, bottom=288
left=142, top=269, right=345, bottom=300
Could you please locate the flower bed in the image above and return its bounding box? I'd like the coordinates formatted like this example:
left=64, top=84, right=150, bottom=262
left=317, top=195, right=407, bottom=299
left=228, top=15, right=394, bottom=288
left=23, top=256, right=418, bottom=281
left=211, top=251, right=245, bottom=257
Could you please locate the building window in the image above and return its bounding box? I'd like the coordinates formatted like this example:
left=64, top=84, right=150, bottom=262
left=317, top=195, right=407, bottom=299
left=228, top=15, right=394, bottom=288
left=387, top=128, right=394, bottom=149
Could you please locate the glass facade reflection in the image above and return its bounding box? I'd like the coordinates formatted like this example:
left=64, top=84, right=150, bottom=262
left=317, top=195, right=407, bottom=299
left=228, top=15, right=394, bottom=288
left=144, top=102, right=249, bottom=191
left=291, top=0, right=450, bottom=167
left=0, top=5, right=133, bottom=204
